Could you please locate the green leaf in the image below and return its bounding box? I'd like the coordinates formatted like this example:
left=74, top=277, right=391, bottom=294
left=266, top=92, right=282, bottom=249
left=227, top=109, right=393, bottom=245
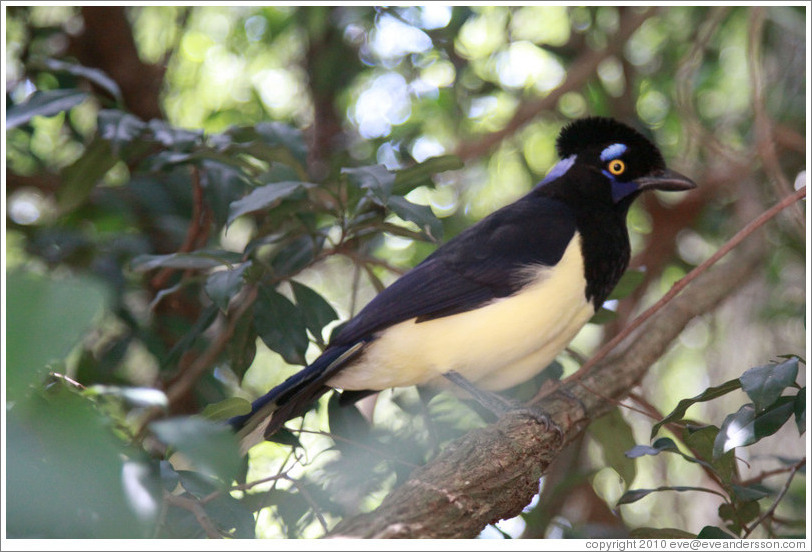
left=254, top=121, right=308, bottom=166
left=617, top=485, right=719, bottom=505
left=219, top=122, right=308, bottom=172
left=226, top=313, right=257, bottom=381
left=6, top=89, right=89, bottom=129
left=740, top=358, right=799, bottom=412
left=625, top=437, right=678, bottom=458
left=205, top=262, right=251, bottom=312
left=201, top=397, right=253, bottom=421
left=327, top=392, right=371, bottom=448
left=131, top=250, right=243, bottom=272
left=226, top=181, right=308, bottom=226
left=697, top=526, right=735, bottom=539
left=794, top=387, right=805, bottom=435
left=629, top=527, right=697, bottom=538
left=343, top=164, right=396, bottom=203
left=159, top=460, right=181, bottom=492
left=150, top=417, right=242, bottom=485
left=203, top=494, right=256, bottom=538
left=252, top=287, right=309, bottom=365
left=387, top=195, right=443, bottom=241
left=392, top=154, right=463, bottom=195
left=718, top=500, right=760, bottom=534
left=7, top=387, right=157, bottom=538
left=140, top=150, right=194, bottom=172
left=163, top=305, right=219, bottom=368
left=731, top=484, right=773, bottom=501
left=200, top=160, right=251, bottom=226
left=651, top=378, right=742, bottom=439
left=290, top=281, right=339, bottom=343
left=58, top=137, right=117, bottom=213
left=176, top=469, right=222, bottom=499
left=682, top=425, right=736, bottom=484
left=713, top=398, right=795, bottom=459
left=589, top=306, right=617, bottom=324
left=607, top=268, right=646, bottom=300
left=97, top=109, right=148, bottom=154
left=6, top=271, right=108, bottom=398
left=264, top=427, right=303, bottom=449
left=147, top=119, right=202, bottom=150
left=587, top=408, right=637, bottom=489
left=270, top=234, right=324, bottom=278
left=34, top=57, right=123, bottom=102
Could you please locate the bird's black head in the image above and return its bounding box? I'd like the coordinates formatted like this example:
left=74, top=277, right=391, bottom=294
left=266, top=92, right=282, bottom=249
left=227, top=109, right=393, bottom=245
left=537, top=117, right=695, bottom=210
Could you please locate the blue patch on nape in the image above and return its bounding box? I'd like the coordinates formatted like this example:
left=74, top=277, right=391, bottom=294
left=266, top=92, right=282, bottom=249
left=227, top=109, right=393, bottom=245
left=600, top=143, right=627, bottom=162
left=536, top=155, right=576, bottom=188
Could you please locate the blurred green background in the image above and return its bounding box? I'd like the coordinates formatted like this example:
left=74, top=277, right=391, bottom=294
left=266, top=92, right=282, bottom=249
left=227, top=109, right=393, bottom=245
left=4, top=5, right=807, bottom=540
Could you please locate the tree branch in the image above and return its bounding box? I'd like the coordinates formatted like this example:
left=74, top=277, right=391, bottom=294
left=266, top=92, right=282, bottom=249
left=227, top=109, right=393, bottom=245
left=453, top=7, right=656, bottom=162
left=327, top=214, right=776, bottom=539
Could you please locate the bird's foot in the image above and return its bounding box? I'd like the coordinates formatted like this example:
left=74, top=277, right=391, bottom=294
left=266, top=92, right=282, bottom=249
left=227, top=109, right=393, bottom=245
left=510, top=406, right=562, bottom=437
left=443, top=370, right=561, bottom=436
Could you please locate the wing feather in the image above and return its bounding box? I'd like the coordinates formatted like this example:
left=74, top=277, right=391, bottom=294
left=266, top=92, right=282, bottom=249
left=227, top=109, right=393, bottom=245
left=333, top=195, right=577, bottom=345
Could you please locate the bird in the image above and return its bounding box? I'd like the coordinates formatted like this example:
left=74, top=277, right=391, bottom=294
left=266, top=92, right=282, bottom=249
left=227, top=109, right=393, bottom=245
left=230, top=116, right=696, bottom=452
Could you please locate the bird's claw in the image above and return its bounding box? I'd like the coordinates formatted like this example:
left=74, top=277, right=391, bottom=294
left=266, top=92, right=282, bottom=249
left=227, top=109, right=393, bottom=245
left=513, top=406, right=562, bottom=438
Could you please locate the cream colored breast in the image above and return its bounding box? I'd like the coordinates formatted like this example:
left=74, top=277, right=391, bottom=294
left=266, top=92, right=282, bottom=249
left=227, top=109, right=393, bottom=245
left=327, top=233, right=594, bottom=392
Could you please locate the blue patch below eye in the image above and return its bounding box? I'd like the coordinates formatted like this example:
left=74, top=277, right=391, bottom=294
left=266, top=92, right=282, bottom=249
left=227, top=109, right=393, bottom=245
left=603, top=171, right=639, bottom=202
left=600, top=143, right=627, bottom=162
left=536, top=155, right=576, bottom=188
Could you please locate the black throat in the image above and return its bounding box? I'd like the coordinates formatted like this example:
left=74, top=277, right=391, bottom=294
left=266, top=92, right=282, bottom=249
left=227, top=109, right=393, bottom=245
left=574, top=206, right=631, bottom=310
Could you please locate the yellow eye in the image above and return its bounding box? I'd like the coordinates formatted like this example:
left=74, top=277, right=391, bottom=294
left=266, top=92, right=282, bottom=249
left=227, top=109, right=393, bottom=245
left=607, top=159, right=626, bottom=176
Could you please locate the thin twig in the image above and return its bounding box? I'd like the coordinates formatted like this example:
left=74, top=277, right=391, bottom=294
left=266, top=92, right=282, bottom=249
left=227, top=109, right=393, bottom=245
left=164, top=492, right=223, bottom=538
left=200, top=471, right=294, bottom=506
left=573, top=382, right=655, bottom=420
left=282, top=474, right=330, bottom=533
left=292, top=428, right=420, bottom=469
left=150, top=165, right=211, bottom=292
left=165, top=285, right=259, bottom=406
left=747, top=7, right=805, bottom=233
left=454, top=7, right=656, bottom=161
left=742, top=458, right=805, bottom=538
left=739, top=461, right=807, bottom=487
left=675, top=7, right=746, bottom=165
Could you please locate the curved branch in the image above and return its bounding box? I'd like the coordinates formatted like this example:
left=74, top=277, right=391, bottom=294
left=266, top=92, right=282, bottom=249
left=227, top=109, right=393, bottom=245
left=453, top=7, right=656, bottom=162
left=327, top=204, right=787, bottom=538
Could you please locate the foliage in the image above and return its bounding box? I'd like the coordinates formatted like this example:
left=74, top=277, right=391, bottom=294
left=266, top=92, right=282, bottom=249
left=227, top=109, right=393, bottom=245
left=617, top=357, right=805, bottom=538
left=4, top=5, right=806, bottom=539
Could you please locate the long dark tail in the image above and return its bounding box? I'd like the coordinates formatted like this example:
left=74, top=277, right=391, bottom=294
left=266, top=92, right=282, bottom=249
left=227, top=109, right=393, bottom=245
left=229, top=342, right=365, bottom=453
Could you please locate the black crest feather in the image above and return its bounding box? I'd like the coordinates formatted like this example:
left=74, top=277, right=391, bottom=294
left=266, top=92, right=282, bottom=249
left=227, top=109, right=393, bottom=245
left=556, top=117, right=665, bottom=168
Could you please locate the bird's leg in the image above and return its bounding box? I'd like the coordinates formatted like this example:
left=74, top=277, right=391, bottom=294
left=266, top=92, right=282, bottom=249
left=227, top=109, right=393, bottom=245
left=443, top=370, right=560, bottom=435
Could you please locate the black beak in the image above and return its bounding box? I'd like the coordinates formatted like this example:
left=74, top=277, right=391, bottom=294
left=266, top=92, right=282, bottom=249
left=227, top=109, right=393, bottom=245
left=635, top=169, right=697, bottom=192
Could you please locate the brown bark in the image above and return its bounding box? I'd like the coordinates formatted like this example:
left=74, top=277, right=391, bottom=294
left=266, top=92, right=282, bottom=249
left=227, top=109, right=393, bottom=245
left=70, top=6, right=165, bottom=121
left=328, top=239, right=766, bottom=538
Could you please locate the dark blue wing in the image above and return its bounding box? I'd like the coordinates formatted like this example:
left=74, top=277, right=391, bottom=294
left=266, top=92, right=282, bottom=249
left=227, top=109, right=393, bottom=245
left=231, top=194, right=578, bottom=441
left=332, top=194, right=577, bottom=345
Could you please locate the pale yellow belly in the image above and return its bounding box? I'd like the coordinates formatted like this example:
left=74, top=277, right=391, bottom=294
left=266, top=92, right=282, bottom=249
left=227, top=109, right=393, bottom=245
left=327, top=234, right=593, bottom=392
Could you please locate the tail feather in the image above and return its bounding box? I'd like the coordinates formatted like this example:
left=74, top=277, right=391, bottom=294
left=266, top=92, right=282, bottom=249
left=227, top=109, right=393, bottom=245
left=230, top=342, right=366, bottom=453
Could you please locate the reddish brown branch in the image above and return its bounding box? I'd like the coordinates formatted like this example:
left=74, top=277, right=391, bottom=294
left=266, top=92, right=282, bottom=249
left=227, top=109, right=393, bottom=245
left=150, top=166, right=211, bottom=290
left=164, top=285, right=259, bottom=407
